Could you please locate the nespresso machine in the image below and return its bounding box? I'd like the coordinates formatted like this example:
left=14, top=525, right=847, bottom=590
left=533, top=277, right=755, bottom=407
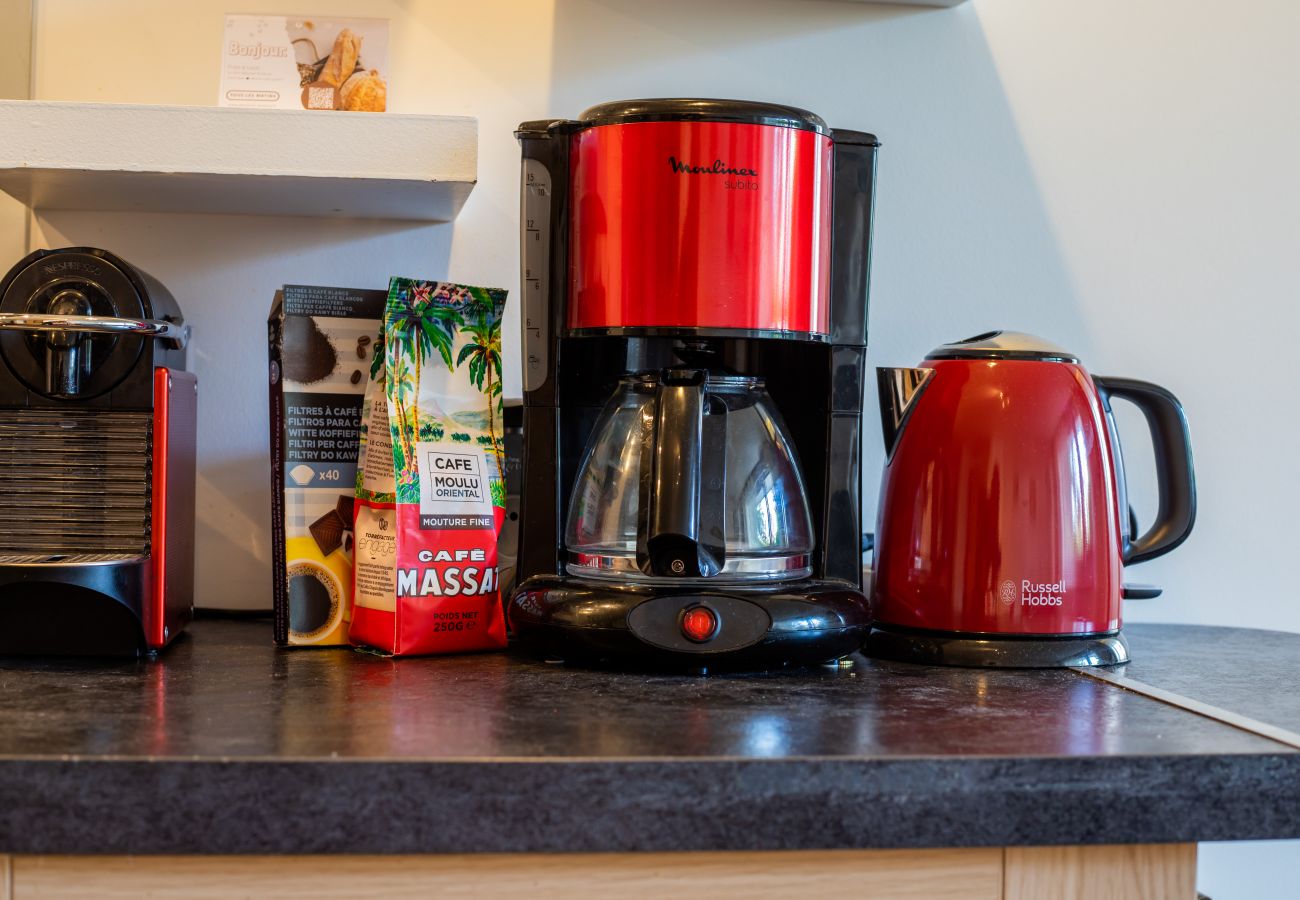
left=508, top=99, right=878, bottom=670
left=0, top=247, right=196, bottom=656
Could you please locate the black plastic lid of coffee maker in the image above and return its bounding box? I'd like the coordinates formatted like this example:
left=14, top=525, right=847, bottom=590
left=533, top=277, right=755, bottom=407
left=577, top=98, right=834, bottom=135
left=925, top=330, right=1080, bottom=364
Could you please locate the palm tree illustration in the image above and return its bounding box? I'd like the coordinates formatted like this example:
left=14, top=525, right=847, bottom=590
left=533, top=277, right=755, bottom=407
left=456, top=289, right=504, bottom=481
left=387, top=283, right=458, bottom=483
left=389, top=353, right=415, bottom=477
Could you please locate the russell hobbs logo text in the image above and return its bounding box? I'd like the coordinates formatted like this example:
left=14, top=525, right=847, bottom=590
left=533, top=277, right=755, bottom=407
left=1002, top=579, right=1066, bottom=607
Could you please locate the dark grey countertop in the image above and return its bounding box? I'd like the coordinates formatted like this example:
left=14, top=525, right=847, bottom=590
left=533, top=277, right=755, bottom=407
left=0, top=618, right=1297, bottom=854
left=1101, top=624, right=1300, bottom=734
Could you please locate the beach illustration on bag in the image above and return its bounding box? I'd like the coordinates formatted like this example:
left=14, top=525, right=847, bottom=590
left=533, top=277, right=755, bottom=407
left=384, top=279, right=506, bottom=505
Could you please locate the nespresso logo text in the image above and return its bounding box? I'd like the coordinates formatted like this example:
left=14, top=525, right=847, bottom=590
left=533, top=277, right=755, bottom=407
left=228, top=40, right=289, bottom=60
left=668, top=157, right=758, bottom=177
left=41, top=261, right=101, bottom=277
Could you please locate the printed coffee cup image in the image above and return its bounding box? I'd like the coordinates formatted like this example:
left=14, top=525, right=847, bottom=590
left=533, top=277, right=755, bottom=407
left=285, top=536, right=351, bottom=643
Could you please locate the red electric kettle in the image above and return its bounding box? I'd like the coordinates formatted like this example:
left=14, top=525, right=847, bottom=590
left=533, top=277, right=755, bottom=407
left=864, top=331, right=1195, bottom=667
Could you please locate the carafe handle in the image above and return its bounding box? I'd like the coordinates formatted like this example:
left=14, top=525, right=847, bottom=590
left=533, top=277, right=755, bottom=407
left=1094, top=376, right=1197, bottom=565
left=638, top=370, right=725, bottom=578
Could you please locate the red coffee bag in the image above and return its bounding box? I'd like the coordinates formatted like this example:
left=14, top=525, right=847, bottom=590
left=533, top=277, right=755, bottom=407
left=348, top=278, right=508, bottom=656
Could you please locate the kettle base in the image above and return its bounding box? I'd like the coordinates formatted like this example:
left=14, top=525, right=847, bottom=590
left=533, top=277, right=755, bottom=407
left=861, top=624, right=1130, bottom=669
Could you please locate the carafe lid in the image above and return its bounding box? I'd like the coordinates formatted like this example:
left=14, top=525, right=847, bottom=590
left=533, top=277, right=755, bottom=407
left=925, top=330, right=1079, bottom=363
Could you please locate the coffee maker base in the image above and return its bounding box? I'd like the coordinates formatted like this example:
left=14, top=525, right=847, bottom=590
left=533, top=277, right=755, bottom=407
left=0, top=556, right=188, bottom=657
left=860, top=624, right=1130, bottom=669
left=509, top=576, right=872, bottom=672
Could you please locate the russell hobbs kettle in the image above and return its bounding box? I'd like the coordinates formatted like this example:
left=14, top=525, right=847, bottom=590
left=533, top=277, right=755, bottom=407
left=864, top=331, right=1196, bottom=667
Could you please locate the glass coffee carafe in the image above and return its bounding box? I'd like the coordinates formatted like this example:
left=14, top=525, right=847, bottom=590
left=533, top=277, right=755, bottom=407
left=565, top=369, right=814, bottom=584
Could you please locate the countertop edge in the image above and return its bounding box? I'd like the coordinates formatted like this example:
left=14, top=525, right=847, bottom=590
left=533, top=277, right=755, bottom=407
left=2, top=754, right=1298, bottom=854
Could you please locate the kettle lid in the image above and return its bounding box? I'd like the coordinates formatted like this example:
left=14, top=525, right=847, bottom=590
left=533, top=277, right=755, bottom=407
left=926, top=330, right=1079, bottom=363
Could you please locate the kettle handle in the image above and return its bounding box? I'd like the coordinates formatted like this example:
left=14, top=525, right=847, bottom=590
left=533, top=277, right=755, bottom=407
left=638, top=371, right=726, bottom=578
left=1094, top=376, right=1197, bottom=565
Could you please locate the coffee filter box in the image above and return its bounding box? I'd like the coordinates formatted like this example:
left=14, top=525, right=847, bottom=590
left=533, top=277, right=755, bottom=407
left=269, top=284, right=384, bottom=645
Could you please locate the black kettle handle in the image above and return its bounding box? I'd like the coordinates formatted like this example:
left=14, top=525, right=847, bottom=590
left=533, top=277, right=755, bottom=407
left=1094, top=376, right=1197, bottom=565
left=638, top=370, right=725, bottom=578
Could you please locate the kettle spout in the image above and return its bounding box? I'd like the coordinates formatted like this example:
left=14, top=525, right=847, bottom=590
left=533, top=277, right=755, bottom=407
left=877, top=367, right=934, bottom=459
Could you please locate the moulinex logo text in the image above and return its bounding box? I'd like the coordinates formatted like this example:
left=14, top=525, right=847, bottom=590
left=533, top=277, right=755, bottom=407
left=1002, top=578, right=1067, bottom=607
left=668, top=156, right=759, bottom=177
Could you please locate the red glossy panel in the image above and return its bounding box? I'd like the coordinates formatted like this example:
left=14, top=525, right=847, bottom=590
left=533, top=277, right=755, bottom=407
left=148, top=366, right=169, bottom=650
left=568, top=121, right=832, bottom=335
left=148, top=367, right=197, bottom=651
left=873, top=360, right=1124, bottom=636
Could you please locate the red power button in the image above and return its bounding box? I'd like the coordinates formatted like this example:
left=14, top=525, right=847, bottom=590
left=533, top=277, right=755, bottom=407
left=681, top=606, right=719, bottom=643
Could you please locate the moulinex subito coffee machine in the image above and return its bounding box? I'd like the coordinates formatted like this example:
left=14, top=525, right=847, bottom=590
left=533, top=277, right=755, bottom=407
left=508, top=99, right=878, bottom=670
left=0, top=247, right=196, bottom=656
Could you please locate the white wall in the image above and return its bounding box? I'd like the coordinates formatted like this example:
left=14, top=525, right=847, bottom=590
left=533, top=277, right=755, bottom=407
left=15, top=1, right=1300, bottom=893
left=0, top=0, right=30, bottom=263
left=24, top=0, right=1300, bottom=633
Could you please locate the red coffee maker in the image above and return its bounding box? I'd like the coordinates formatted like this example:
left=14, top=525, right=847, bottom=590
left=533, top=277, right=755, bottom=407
left=866, top=331, right=1196, bottom=667
left=508, top=99, right=878, bottom=670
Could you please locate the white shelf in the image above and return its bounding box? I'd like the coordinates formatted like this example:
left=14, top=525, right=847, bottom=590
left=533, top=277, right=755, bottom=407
left=0, top=101, right=477, bottom=222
